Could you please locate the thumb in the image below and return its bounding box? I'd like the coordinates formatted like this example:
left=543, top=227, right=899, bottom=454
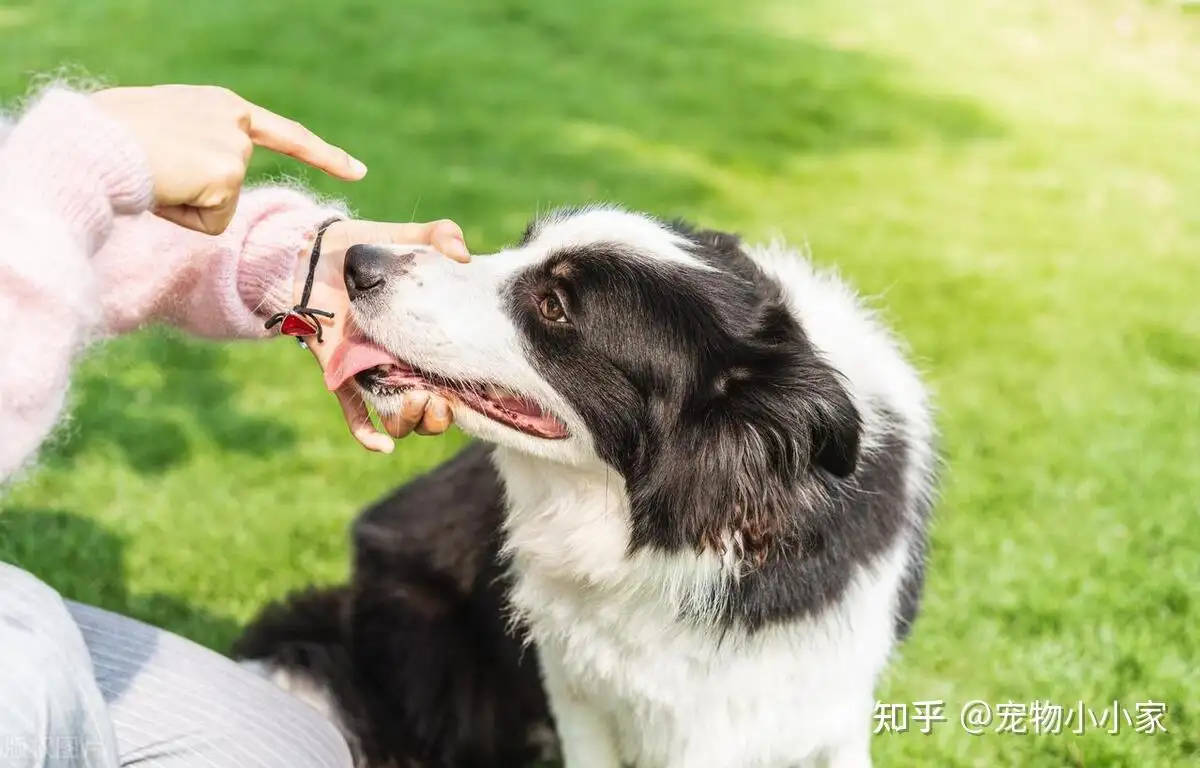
left=335, top=385, right=395, bottom=454
left=371, top=219, right=470, bottom=262
left=429, top=220, right=471, bottom=263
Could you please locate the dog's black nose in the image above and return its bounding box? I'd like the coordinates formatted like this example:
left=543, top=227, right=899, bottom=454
left=344, top=244, right=391, bottom=300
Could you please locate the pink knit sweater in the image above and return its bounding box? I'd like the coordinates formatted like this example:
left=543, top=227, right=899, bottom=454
left=0, top=87, right=347, bottom=483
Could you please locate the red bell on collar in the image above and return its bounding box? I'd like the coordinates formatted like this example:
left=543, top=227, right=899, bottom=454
left=278, top=311, right=320, bottom=337
left=265, top=305, right=334, bottom=346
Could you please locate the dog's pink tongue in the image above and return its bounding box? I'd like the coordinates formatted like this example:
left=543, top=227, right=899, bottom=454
left=323, top=338, right=397, bottom=392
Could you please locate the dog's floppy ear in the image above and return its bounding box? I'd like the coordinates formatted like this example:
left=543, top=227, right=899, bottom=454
left=800, top=358, right=862, bottom=479
left=626, top=326, right=862, bottom=566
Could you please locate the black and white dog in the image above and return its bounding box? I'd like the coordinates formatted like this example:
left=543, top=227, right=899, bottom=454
left=234, top=206, right=938, bottom=768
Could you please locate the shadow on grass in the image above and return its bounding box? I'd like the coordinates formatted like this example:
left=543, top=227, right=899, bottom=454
left=0, top=508, right=242, bottom=656
left=307, top=0, right=1003, bottom=225
left=0, top=4, right=1007, bottom=485
left=39, top=330, right=297, bottom=476
left=453, top=1, right=999, bottom=164
left=4, top=0, right=1004, bottom=233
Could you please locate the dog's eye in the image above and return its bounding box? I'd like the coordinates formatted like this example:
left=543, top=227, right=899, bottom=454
left=538, top=293, right=569, bottom=324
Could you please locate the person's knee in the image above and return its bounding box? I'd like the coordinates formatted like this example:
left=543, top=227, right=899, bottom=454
left=101, top=624, right=354, bottom=768
left=0, top=563, right=80, bottom=646
left=181, top=692, right=354, bottom=768
left=1, top=561, right=64, bottom=607
left=218, top=678, right=354, bottom=768
left=0, top=565, right=116, bottom=766
left=0, top=663, right=92, bottom=764
left=264, top=689, right=356, bottom=768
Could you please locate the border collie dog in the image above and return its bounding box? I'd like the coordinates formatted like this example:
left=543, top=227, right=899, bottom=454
left=234, top=206, right=938, bottom=768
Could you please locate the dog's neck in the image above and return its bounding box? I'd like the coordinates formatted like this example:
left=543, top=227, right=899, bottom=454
left=488, top=446, right=732, bottom=623
left=490, top=446, right=632, bottom=579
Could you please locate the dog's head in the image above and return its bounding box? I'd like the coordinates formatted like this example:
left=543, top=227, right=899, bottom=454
left=329, top=206, right=861, bottom=560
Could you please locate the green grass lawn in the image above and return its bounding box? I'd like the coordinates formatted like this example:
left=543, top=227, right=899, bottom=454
left=2, top=0, right=1198, bottom=765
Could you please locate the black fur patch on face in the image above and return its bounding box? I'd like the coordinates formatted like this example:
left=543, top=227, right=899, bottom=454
left=504, top=215, right=929, bottom=632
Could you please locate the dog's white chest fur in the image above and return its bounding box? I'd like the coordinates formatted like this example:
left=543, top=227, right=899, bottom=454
left=497, top=451, right=909, bottom=768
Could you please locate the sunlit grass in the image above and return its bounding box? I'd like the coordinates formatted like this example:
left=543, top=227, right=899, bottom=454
left=2, top=0, right=1197, bottom=764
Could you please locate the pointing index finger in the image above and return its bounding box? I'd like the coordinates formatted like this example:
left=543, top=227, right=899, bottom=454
left=245, top=102, right=368, bottom=181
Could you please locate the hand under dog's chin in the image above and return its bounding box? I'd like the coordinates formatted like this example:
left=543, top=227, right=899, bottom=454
left=369, top=390, right=596, bottom=467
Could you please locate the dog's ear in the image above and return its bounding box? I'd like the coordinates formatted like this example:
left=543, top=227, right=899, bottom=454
left=626, top=333, right=861, bottom=566
left=665, top=219, right=747, bottom=266
left=798, top=357, right=862, bottom=479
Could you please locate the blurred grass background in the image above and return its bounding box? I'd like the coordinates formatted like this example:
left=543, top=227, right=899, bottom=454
left=2, top=0, right=1199, bottom=765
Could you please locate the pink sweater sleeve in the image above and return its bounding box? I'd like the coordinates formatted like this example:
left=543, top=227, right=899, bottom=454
left=0, top=87, right=347, bottom=483
left=93, top=187, right=347, bottom=340
left=0, top=88, right=153, bottom=482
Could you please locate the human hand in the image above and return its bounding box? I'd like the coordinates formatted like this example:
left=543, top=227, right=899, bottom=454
left=294, top=218, right=470, bottom=453
left=90, top=84, right=366, bottom=235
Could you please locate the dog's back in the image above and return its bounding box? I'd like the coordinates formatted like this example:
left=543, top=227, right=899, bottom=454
left=234, top=443, right=553, bottom=768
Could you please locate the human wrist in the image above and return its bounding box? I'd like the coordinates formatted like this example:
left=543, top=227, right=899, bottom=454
left=262, top=215, right=347, bottom=341
left=235, top=199, right=347, bottom=323
left=289, top=217, right=347, bottom=313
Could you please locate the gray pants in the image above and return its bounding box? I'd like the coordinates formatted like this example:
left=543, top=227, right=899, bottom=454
left=0, top=563, right=352, bottom=768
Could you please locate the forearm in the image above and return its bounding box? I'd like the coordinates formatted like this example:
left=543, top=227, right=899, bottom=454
left=94, top=186, right=348, bottom=340
left=0, top=88, right=153, bottom=482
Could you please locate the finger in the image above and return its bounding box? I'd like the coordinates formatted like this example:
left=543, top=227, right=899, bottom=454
left=367, top=219, right=470, bottom=262
left=381, top=411, right=406, bottom=438
left=152, top=185, right=240, bottom=235
left=335, top=386, right=394, bottom=454
left=429, top=220, right=471, bottom=263
left=244, top=102, right=367, bottom=181
left=196, top=184, right=240, bottom=235
left=388, top=390, right=432, bottom=439
left=416, top=397, right=453, bottom=436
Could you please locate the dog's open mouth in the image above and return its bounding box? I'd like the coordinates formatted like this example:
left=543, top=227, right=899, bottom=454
left=325, top=337, right=569, bottom=440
